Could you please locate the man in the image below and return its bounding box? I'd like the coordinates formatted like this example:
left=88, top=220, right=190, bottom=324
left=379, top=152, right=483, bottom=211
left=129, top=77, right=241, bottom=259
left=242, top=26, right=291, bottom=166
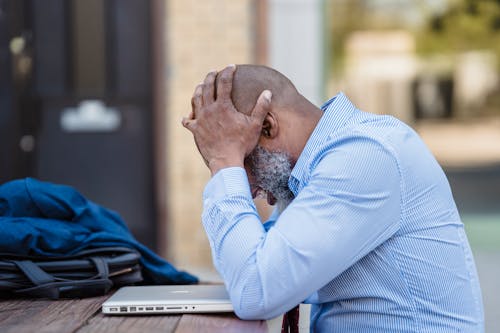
left=182, top=64, right=484, bottom=332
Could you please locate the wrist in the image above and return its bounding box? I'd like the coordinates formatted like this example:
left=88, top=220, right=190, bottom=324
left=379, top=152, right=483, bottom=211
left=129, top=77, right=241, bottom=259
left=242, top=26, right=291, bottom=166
left=208, top=158, right=244, bottom=176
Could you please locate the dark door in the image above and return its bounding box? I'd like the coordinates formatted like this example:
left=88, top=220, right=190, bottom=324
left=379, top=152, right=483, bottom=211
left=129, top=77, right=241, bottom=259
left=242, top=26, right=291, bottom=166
left=0, top=0, right=157, bottom=249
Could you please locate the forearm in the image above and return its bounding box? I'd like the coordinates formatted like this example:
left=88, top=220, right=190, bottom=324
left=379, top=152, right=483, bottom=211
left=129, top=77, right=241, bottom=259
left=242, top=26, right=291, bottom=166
left=202, top=168, right=303, bottom=319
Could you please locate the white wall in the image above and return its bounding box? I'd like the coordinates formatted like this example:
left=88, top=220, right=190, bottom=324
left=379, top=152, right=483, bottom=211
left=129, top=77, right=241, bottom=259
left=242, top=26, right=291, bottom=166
left=268, top=0, right=324, bottom=106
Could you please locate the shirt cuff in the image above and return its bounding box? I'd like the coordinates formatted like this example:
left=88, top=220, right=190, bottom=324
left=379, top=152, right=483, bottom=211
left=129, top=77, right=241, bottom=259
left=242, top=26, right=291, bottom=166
left=203, top=167, right=252, bottom=207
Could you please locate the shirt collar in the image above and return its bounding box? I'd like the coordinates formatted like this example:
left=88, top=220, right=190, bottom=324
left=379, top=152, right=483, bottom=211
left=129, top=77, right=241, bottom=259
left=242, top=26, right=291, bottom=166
left=288, top=92, right=358, bottom=195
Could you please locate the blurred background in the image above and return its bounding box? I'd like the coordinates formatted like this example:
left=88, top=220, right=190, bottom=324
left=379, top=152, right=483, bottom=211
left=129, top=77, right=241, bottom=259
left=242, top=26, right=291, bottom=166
left=0, top=0, right=499, bottom=330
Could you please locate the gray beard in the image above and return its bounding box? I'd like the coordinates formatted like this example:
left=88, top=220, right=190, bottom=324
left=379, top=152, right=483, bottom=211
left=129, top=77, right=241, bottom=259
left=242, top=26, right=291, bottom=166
left=247, top=146, right=295, bottom=213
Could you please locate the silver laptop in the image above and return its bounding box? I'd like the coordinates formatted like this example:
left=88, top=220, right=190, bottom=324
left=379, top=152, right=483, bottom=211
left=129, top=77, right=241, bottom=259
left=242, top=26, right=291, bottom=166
left=102, top=284, right=234, bottom=315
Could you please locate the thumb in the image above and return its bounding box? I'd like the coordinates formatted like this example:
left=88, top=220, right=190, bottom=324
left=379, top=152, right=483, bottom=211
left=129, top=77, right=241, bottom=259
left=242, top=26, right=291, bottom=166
left=181, top=117, right=195, bottom=132
left=250, top=90, right=272, bottom=125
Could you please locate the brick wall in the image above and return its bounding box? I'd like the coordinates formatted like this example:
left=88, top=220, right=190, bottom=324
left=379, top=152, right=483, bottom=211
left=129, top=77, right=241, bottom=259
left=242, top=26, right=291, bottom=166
left=163, top=0, right=255, bottom=269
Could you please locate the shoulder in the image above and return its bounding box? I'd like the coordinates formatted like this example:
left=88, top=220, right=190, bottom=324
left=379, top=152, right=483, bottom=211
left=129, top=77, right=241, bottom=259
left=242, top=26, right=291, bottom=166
left=310, top=115, right=408, bottom=172
left=291, top=113, right=415, bottom=194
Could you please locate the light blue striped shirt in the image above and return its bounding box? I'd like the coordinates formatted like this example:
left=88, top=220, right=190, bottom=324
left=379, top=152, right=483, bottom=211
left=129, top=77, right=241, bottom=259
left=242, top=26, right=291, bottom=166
left=202, top=93, right=484, bottom=332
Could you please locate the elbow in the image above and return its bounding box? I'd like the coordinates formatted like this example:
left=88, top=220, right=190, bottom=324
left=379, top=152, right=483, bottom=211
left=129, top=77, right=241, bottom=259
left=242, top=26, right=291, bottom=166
left=231, top=295, right=283, bottom=320
left=233, top=304, right=277, bottom=321
left=225, top=258, right=289, bottom=320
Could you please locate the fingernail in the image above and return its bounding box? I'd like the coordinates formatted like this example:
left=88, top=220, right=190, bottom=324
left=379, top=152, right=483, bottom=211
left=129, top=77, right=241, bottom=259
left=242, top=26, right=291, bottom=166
left=263, top=90, right=272, bottom=102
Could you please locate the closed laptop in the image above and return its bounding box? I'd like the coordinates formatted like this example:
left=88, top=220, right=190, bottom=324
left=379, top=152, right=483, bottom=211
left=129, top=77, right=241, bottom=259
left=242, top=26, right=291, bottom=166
left=102, top=284, right=233, bottom=315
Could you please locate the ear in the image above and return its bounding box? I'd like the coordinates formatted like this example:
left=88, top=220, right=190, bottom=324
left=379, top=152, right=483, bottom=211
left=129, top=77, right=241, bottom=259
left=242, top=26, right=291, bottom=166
left=261, top=111, right=278, bottom=139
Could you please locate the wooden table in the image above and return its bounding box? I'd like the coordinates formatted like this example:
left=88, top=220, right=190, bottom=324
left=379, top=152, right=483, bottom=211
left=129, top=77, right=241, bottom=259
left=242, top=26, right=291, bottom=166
left=0, top=294, right=270, bottom=333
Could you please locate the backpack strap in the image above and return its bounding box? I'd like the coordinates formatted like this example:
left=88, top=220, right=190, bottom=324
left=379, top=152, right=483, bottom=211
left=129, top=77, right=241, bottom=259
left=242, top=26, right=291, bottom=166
left=13, top=260, right=55, bottom=285
left=13, top=260, right=58, bottom=298
left=89, top=256, right=109, bottom=279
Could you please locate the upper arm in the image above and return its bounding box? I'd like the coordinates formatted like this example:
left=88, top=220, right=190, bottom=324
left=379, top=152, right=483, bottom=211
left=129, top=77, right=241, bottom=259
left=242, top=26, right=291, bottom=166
left=259, top=135, right=402, bottom=296
left=206, top=136, right=403, bottom=319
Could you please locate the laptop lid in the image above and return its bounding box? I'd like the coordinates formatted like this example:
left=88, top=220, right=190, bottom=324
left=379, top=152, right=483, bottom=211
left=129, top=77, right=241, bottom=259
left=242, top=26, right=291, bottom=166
left=102, top=284, right=234, bottom=315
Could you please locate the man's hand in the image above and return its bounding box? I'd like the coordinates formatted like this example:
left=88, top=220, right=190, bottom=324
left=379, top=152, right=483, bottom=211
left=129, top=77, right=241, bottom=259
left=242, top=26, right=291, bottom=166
left=182, top=65, right=272, bottom=176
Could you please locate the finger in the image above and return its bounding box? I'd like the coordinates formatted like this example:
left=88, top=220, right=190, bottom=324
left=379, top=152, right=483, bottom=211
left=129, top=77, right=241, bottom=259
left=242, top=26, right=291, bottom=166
left=216, top=64, right=236, bottom=101
left=250, top=90, right=272, bottom=125
left=202, top=70, right=217, bottom=104
left=191, top=83, right=203, bottom=113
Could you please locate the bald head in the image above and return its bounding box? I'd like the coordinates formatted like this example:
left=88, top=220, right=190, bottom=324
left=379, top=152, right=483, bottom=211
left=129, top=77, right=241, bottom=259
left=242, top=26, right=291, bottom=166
left=217, top=65, right=299, bottom=115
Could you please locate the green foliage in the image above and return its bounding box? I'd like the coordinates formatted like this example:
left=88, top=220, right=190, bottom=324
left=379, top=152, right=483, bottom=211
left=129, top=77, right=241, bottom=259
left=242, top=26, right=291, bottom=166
left=416, top=0, right=500, bottom=58
left=327, top=0, right=500, bottom=62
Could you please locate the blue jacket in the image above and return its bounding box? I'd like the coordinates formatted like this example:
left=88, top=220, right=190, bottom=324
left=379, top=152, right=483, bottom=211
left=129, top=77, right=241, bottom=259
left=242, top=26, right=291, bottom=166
left=0, top=178, right=197, bottom=284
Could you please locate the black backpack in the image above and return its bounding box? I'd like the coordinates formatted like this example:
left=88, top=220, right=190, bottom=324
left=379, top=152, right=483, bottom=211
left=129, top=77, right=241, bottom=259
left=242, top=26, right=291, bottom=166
left=0, top=247, right=142, bottom=299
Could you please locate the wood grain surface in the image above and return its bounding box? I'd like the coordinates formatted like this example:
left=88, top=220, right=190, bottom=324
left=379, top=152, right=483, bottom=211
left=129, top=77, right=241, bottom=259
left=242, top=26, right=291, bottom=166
left=0, top=295, right=269, bottom=333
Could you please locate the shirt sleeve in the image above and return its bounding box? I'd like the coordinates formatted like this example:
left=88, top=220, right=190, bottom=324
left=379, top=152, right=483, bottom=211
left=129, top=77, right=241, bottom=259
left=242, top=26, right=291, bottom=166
left=201, top=137, right=401, bottom=320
